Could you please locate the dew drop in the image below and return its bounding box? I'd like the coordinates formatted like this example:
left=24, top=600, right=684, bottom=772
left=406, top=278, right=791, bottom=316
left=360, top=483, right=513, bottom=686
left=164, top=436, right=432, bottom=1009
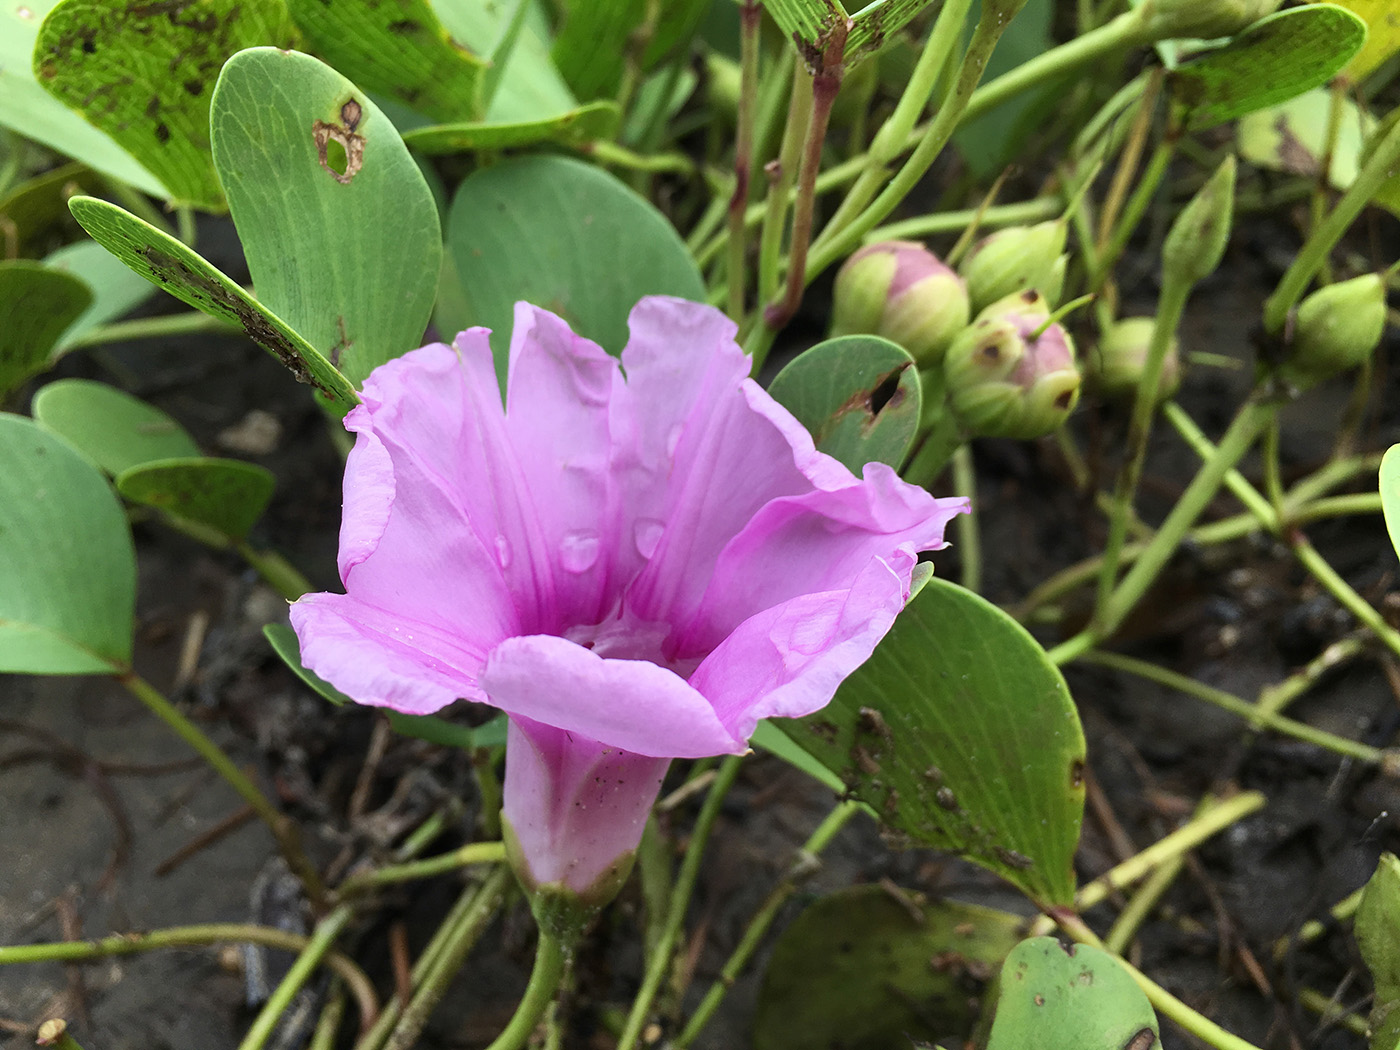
left=16, top=5, right=34, bottom=18
left=633, top=518, right=664, bottom=560
left=493, top=535, right=512, bottom=569
left=559, top=531, right=600, bottom=573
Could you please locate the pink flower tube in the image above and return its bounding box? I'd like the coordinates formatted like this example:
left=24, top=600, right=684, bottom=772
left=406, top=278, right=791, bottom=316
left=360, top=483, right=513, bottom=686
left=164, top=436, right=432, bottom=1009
left=291, top=297, right=967, bottom=905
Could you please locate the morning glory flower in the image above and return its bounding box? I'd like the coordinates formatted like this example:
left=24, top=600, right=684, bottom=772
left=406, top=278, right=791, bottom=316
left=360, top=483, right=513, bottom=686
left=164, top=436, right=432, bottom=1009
left=290, top=297, right=967, bottom=905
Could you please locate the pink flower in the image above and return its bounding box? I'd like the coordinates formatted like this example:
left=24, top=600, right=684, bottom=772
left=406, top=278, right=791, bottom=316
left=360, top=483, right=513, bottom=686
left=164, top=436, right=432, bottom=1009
left=290, top=297, right=967, bottom=901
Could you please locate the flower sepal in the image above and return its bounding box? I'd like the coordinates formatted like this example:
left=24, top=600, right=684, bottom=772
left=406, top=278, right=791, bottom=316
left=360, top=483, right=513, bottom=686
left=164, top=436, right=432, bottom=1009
left=504, top=812, right=636, bottom=943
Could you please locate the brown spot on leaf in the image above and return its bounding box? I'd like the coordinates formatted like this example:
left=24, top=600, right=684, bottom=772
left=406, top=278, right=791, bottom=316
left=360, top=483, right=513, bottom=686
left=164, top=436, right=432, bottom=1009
left=313, top=115, right=365, bottom=184
left=340, top=97, right=363, bottom=133
left=993, top=846, right=1033, bottom=869
left=1124, top=1029, right=1155, bottom=1050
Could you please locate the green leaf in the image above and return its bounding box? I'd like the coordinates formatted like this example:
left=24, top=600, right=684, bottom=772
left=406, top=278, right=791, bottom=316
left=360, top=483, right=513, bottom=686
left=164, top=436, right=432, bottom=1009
left=767, top=335, right=922, bottom=474
left=1358, top=854, right=1400, bottom=1050
left=551, top=0, right=709, bottom=100
left=0, top=262, right=92, bottom=400
left=1238, top=89, right=1375, bottom=191
left=44, top=240, right=157, bottom=350
left=750, top=719, right=847, bottom=793
left=117, top=457, right=275, bottom=542
left=762, top=0, right=846, bottom=57
left=264, top=622, right=351, bottom=706
left=0, top=413, right=134, bottom=674
left=0, top=163, right=107, bottom=258
left=764, top=0, right=944, bottom=67
left=439, top=153, right=704, bottom=364
left=210, top=48, right=442, bottom=386
left=32, top=379, right=200, bottom=475
left=1169, top=5, right=1368, bottom=131
left=400, top=100, right=620, bottom=154
left=774, top=575, right=1085, bottom=906
left=1381, top=445, right=1400, bottom=564
left=755, top=887, right=1023, bottom=1050
left=67, top=195, right=359, bottom=409
left=283, top=0, right=488, bottom=122
left=1333, top=0, right=1400, bottom=82
left=33, top=0, right=300, bottom=210
left=0, top=1, right=164, bottom=196
left=985, top=938, right=1158, bottom=1050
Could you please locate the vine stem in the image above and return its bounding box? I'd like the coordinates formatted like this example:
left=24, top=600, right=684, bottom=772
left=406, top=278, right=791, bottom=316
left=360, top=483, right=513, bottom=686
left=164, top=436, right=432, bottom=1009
left=481, top=930, right=570, bottom=1050
left=335, top=841, right=506, bottom=897
left=0, top=923, right=378, bottom=1031
left=60, top=310, right=236, bottom=351
left=116, top=671, right=326, bottom=907
left=616, top=754, right=745, bottom=1050
left=237, top=904, right=355, bottom=1050
left=726, top=0, right=760, bottom=323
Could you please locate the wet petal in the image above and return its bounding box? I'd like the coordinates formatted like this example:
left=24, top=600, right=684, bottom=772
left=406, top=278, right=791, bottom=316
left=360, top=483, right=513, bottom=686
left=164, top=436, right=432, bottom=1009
left=481, top=634, right=742, bottom=758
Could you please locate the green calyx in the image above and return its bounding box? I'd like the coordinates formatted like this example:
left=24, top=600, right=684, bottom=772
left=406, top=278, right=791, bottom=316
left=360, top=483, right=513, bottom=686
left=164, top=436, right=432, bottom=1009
left=1089, top=316, right=1181, bottom=403
left=831, top=241, right=971, bottom=366
left=958, top=220, right=1067, bottom=314
left=501, top=814, right=639, bottom=944
left=1162, top=155, right=1236, bottom=291
left=1274, top=273, right=1387, bottom=390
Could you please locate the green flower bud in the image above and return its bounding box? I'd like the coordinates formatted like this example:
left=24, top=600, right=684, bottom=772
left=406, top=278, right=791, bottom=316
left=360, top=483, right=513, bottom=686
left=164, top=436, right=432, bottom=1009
left=1141, top=0, right=1280, bottom=40
left=1276, top=273, right=1387, bottom=389
left=1088, top=317, right=1181, bottom=403
left=959, top=220, right=1067, bottom=314
left=831, top=241, right=971, bottom=365
left=944, top=291, right=1082, bottom=440
left=1041, top=253, right=1068, bottom=309
left=1162, top=155, right=1235, bottom=290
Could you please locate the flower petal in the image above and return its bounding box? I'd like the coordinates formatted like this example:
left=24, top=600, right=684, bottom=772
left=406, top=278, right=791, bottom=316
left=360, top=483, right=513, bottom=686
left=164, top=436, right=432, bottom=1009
left=687, top=552, right=916, bottom=742
left=678, top=462, right=969, bottom=654
left=480, top=634, right=743, bottom=758
left=290, top=592, right=492, bottom=714
left=503, top=715, right=670, bottom=895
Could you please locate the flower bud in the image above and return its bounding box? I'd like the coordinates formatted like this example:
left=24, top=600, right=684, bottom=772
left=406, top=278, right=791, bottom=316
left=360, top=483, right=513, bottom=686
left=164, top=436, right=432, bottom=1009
left=831, top=241, right=971, bottom=365
left=1142, top=0, right=1280, bottom=40
left=958, top=220, right=1067, bottom=314
left=1088, top=317, right=1181, bottom=403
left=1162, top=155, right=1235, bottom=290
left=943, top=291, right=1082, bottom=440
left=1276, top=273, right=1387, bottom=389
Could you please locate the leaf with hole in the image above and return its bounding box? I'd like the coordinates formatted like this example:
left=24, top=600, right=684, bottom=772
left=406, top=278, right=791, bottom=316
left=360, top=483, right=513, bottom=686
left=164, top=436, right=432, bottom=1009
left=44, top=240, right=157, bottom=350
left=756, top=887, right=1024, bottom=1050
left=774, top=575, right=1085, bottom=906
left=439, top=154, right=703, bottom=366
left=984, top=938, right=1158, bottom=1050
left=210, top=48, right=441, bottom=386
left=284, top=0, right=487, bottom=122
left=33, top=0, right=300, bottom=209
left=1168, top=5, right=1367, bottom=131
left=32, top=379, right=200, bottom=475
left=0, top=262, right=92, bottom=400
left=67, top=196, right=358, bottom=409
left=117, top=457, right=275, bottom=543
left=767, top=335, right=922, bottom=474
left=400, top=100, right=620, bottom=154
left=0, top=0, right=163, bottom=196
left=0, top=413, right=134, bottom=674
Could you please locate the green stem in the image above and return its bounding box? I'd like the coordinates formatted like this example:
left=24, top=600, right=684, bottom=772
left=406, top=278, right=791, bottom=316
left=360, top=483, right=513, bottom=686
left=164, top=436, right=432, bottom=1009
left=1254, top=636, right=1364, bottom=721
left=953, top=445, right=981, bottom=592
left=309, top=983, right=348, bottom=1050
left=116, top=672, right=326, bottom=907
left=481, top=931, right=569, bottom=1050
left=1289, top=532, right=1400, bottom=663
left=869, top=197, right=1060, bottom=242
left=0, top=923, right=378, bottom=1031
left=726, top=0, right=760, bottom=323
left=336, top=842, right=506, bottom=896
left=1296, top=987, right=1369, bottom=1037
left=237, top=905, right=354, bottom=1050
left=1263, top=111, right=1400, bottom=333
left=1079, top=650, right=1384, bottom=764
left=755, top=65, right=811, bottom=313
left=1162, top=401, right=1277, bottom=530
left=234, top=542, right=314, bottom=601
left=586, top=140, right=695, bottom=175
left=674, top=800, right=861, bottom=1048
left=1282, top=885, right=1364, bottom=956
left=60, top=310, right=237, bottom=351
left=616, top=755, right=744, bottom=1050
left=1090, top=137, right=1174, bottom=291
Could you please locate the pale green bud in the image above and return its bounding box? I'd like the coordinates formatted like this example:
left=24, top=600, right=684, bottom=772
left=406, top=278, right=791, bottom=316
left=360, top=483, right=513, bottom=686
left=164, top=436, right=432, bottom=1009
left=1089, top=317, right=1181, bottom=403
left=1162, top=155, right=1236, bottom=290
left=944, top=291, right=1082, bottom=440
left=831, top=241, right=971, bottom=365
left=1276, top=273, right=1387, bottom=389
left=959, top=220, right=1067, bottom=314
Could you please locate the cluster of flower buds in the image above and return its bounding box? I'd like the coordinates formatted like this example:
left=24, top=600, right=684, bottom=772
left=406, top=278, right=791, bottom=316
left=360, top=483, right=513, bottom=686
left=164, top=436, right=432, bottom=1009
left=942, top=291, right=1082, bottom=440
left=958, top=220, right=1068, bottom=313
left=830, top=240, right=970, bottom=365
left=1087, top=317, right=1181, bottom=405
left=1274, top=274, right=1388, bottom=390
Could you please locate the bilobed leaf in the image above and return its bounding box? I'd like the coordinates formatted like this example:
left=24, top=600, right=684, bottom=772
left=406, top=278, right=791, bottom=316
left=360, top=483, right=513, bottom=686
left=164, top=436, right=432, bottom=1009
left=283, top=0, right=488, bottom=122
left=0, top=1, right=164, bottom=196
left=1381, top=445, right=1400, bottom=566
left=210, top=48, right=441, bottom=386
left=400, top=101, right=620, bottom=154
left=984, top=938, right=1158, bottom=1050
left=1169, top=5, right=1367, bottom=131
left=0, top=262, right=92, bottom=399
left=755, top=887, right=1024, bottom=1050
left=32, top=379, right=199, bottom=475
left=0, top=413, right=134, bottom=674
left=67, top=195, right=358, bottom=409
left=767, top=335, right=922, bottom=473
left=439, top=154, right=704, bottom=365
left=117, top=458, right=275, bottom=542
left=775, top=575, right=1085, bottom=906
left=33, top=0, right=300, bottom=209
left=44, top=240, right=157, bottom=350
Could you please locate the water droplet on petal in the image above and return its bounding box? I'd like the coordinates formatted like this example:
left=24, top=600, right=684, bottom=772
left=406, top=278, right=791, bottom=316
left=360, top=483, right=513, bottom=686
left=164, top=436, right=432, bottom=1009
left=494, top=535, right=513, bottom=569
left=665, top=424, right=684, bottom=458
left=634, top=518, right=664, bottom=560
left=559, top=531, right=600, bottom=574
